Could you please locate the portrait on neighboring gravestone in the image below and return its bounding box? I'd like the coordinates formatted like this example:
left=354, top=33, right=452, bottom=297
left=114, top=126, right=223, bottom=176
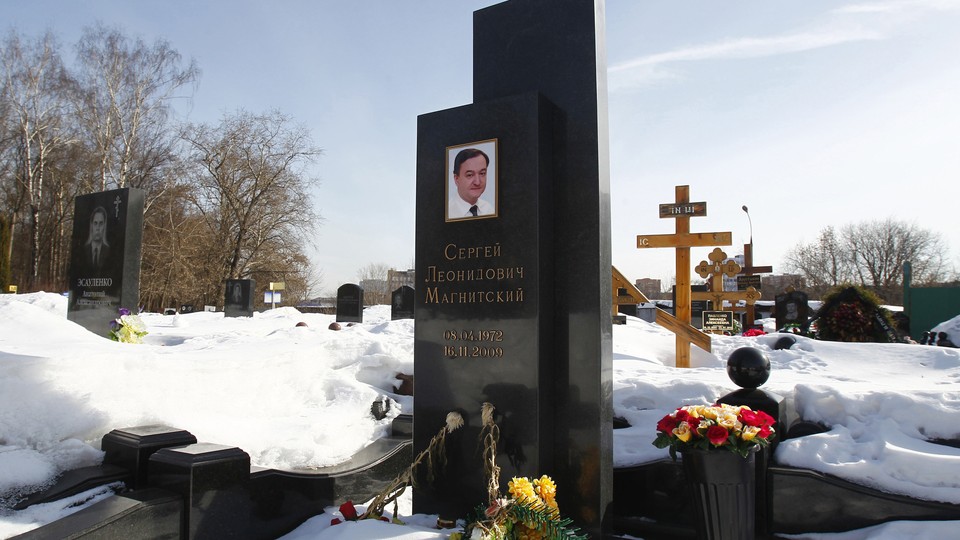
left=224, top=279, right=254, bottom=317
left=80, top=206, right=114, bottom=276
left=69, top=193, right=127, bottom=312
left=445, top=139, right=498, bottom=221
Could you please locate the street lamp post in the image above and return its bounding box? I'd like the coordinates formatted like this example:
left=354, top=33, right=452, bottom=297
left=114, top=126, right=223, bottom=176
left=742, top=205, right=753, bottom=245
left=742, top=205, right=755, bottom=330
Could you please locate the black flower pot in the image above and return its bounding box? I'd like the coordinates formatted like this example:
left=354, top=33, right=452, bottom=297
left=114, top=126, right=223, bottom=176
left=680, top=448, right=756, bottom=540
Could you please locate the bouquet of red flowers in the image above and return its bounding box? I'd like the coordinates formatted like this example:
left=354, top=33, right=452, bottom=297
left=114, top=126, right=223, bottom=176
left=653, top=403, right=776, bottom=459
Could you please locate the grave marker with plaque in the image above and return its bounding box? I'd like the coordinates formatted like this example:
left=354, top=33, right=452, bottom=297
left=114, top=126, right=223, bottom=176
left=775, top=289, right=809, bottom=330
left=224, top=279, right=255, bottom=317
left=413, top=0, right=612, bottom=532
left=67, top=188, right=145, bottom=337
left=336, top=284, right=364, bottom=323
left=391, top=286, right=415, bottom=320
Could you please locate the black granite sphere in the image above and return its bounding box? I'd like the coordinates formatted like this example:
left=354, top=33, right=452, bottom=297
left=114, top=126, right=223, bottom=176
left=727, top=347, right=771, bottom=389
left=772, top=334, right=797, bottom=350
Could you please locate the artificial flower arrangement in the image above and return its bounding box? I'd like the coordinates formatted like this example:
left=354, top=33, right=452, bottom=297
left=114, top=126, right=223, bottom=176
left=109, top=307, right=148, bottom=344
left=453, top=404, right=585, bottom=540
left=653, top=403, right=776, bottom=460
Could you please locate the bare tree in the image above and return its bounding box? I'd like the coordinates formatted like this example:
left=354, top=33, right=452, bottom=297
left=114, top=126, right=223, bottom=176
left=72, top=22, right=198, bottom=199
left=844, top=219, right=948, bottom=303
left=783, top=226, right=854, bottom=297
left=0, top=31, right=74, bottom=287
left=181, top=109, right=321, bottom=299
left=784, top=220, right=950, bottom=303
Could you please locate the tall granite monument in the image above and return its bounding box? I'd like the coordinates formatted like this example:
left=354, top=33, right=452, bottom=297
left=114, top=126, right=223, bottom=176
left=414, top=0, right=611, bottom=533
left=67, top=188, right=145, bottom=337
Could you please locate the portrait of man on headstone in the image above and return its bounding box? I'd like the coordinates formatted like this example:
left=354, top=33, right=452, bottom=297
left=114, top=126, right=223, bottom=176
left=446, top=139, right=498, bottom=221
left=81, top=206, right=112, bottom=275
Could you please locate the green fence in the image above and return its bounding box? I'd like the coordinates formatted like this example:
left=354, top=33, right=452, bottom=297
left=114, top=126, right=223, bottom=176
left=903, top=262, right=960, bottom=341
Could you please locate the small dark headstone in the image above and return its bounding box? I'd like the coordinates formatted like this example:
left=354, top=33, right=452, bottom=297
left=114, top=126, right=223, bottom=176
left=224, top=279, right=255, bottom=317
left=180, top=304, right=195, bottom=314
left=391, top=285, right=415, bottom=320
left=67, top=188, right=145, bottom=337
left=336, top=283, right=363, bottom=323
left=775, top=290, right=809, bottom=330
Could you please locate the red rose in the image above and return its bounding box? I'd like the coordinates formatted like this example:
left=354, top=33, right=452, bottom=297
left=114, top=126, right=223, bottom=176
left=687, top=416, right=701, bottom=429
left=758, top=425, right=772, bottom=439
left=330, top=518, right=342, bottom=526
left=657, top=415, right=679, bottom=433
left=740, top=409, right=761, bottom=427
left=707, top=425, right=729, bottom=446
left=756, top=410, right=776, bottom=427
left=339, top=500, right=358, bottom=521
left=675, top=409, right=691, bottom=422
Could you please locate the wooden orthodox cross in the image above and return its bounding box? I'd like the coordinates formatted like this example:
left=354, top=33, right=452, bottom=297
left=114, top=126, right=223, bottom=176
left=636, top=185, right=731, bottom=368
left=693, top=247, right=761, bottom=319
left=738, top=243, right=773, bottom=328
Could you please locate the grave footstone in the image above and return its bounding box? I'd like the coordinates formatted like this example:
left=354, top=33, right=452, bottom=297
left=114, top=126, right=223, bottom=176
left=67, top=188, right=145, bottom=337
left=336, top=283, right=363, bottom=323
left=224, top=279, right=255, bottom=317
left=391, top=285, right=415, bottom=320
left=414, top=0, right=611, bottom=532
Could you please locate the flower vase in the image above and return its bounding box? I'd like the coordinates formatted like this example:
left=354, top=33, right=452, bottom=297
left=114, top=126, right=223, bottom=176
left=680, top=448, right=756, bottom=540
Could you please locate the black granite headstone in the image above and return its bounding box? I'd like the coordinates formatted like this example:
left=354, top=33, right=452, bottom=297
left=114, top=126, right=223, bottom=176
left=414, top=0, right=611, bottom=532
left=224, top=279, right=255, bottom=317
left=67, top=188, right=145, bottom=337
left=775, top=289, right=809, bottom=330
left=391, top=285, right=415, bottom=320
left=336, top=283, right=363, bottom=323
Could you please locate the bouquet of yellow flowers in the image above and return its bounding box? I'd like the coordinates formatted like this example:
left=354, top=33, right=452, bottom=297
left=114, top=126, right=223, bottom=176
left=653, top=403, right=775, bottom=459
left=454, top=475, right=584, bottom=540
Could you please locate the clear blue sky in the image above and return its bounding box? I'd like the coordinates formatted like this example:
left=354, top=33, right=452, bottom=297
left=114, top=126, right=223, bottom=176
left=7, top=0, right=960, bottom=296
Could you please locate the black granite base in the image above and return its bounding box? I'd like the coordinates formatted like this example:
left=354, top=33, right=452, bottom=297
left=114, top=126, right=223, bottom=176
left=10, top=488, right=182, bottom=540
left=12, top=423, right=413, bottom=540
left=609, top=459, right=960, bottom=538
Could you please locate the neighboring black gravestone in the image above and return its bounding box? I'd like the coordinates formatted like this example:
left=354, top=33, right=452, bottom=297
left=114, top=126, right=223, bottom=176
left=224, top=279, right=255, bottom=317
left=67, top=188, right=145, bottom=337
left=391, top=285, right=415, bottom=320
left=414, top=0, right=612, bottom=533
left=775, top=289, right=809, bottom=330
left=674, top=284, right=709, bottom=326
left=336, top=283, right=364, bottom=323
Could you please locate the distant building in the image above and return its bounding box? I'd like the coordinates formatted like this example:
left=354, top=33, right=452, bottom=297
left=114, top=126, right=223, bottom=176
left=634, top=278, right=662, bottom=300
left=388, top=268, right=416, bottom=291
left=762, top=274, right=806, bottom=295
left=723, top=254, right=746, bottom=292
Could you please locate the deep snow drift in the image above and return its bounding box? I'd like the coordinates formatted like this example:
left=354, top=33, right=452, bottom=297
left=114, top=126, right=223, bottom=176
left=1, top=292, right=958, bottom=538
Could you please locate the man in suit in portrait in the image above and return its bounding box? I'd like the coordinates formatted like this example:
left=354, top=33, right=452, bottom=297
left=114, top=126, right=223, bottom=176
left=82, top=206, right=111, bottom=274
left=448, top=147, right=495, bottom=220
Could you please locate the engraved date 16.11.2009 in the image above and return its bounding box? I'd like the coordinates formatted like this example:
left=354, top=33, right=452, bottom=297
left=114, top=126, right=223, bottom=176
left=442, top=329, right=504, bottom=358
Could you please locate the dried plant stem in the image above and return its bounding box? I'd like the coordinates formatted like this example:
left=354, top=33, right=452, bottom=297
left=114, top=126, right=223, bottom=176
left=359, top=411, right=463, bottom=520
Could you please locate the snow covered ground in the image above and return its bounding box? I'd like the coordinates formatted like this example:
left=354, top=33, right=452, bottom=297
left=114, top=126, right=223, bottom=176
left=1, top=292, right=958, bottom=538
